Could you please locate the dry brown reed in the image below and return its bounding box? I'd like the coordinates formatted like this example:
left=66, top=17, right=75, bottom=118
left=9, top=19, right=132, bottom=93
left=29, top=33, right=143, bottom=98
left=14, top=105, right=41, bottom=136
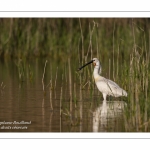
left=42, top=60, right=48, bottom=92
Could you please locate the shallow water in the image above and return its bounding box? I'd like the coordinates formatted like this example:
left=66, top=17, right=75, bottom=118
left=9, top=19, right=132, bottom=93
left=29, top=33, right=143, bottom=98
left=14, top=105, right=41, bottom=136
left=0, top=58, right=126, bottom=132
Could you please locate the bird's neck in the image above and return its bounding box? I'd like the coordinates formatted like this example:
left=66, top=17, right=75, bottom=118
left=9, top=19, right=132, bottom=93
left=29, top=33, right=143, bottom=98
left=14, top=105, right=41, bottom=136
left=93, top=65, right=100, bottom=77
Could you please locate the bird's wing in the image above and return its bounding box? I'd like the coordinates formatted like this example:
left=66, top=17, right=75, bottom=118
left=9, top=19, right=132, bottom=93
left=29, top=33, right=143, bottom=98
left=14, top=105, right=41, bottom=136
left=106, top=79, right=127, bottom=96
left=96, top=78, right=125, bottom=96
left=95, top=76, right=119, bottom=88
left=107, top=79, right=120, bottom=88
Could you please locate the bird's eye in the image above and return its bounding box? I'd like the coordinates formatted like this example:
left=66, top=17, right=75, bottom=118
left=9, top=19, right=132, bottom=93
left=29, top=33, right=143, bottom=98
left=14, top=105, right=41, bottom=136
left=93, top=59, right=95, bottom=61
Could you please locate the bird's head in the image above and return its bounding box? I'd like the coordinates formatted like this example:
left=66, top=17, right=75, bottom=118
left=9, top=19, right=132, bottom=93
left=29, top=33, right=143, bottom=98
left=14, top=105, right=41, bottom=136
left=78, top=58, right=100, bottom=71
left=92, top=58, right=99, bottom=67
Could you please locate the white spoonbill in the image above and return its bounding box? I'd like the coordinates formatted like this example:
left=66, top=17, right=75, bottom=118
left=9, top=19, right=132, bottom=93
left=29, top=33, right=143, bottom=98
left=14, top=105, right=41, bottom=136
left=78, top=58, right=127, bottom=101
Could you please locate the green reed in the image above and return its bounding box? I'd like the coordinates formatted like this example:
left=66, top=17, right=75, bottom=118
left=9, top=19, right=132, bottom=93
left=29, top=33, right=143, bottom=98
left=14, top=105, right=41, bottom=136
left=0, top=18, right=148, bottom=61
left=119, top=20, right=150, bottom=132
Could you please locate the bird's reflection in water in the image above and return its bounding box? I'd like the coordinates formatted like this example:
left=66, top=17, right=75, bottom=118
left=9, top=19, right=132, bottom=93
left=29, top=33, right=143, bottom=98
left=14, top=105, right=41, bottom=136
left=93, top=100, right=126, bottom=132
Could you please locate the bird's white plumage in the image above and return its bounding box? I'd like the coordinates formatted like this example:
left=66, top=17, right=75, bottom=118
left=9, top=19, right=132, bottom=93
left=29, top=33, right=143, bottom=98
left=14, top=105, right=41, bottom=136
left=92, top=58, right=127, bottom=101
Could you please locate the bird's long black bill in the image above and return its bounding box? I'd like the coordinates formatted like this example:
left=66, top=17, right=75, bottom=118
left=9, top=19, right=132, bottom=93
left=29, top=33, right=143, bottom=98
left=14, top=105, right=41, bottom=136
left=78, top=60, right=93, bottom=71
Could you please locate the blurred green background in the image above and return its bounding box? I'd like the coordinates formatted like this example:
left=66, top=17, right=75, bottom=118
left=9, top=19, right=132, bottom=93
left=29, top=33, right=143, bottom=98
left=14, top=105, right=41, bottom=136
left=0, top=18, right=149, bottom=61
